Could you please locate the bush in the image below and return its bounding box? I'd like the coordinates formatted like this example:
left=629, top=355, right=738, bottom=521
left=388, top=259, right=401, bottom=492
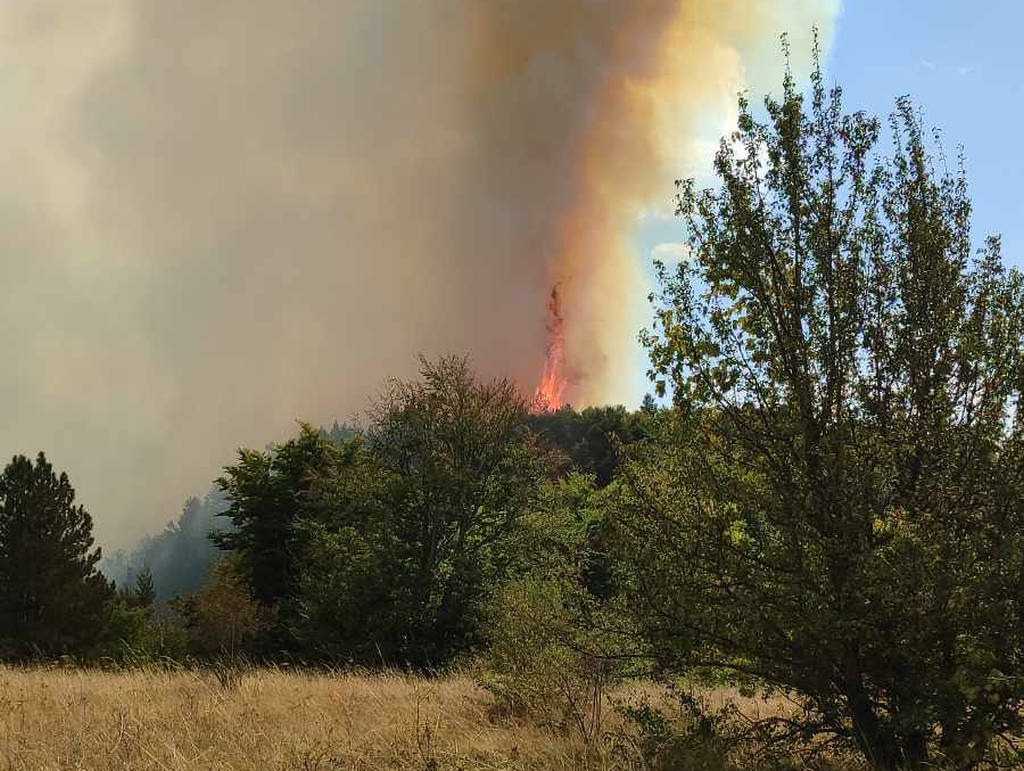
left=613, top=690, right=740, bottom=771
left=483, top=578, right=609, bottom=739
left=171, top=556, right=269, bottom=660
left=480, top=475, right=630, bottom=741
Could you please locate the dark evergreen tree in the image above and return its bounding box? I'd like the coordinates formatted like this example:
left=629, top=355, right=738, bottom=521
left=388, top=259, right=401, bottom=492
left=0, top=452, right=113, bottom=658
left=528, top=405, right=648, bottom=487
left=133, top=568, right=156, bottom=610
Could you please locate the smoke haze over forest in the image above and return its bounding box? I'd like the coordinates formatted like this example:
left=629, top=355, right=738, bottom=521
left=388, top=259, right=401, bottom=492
left=0, top=1, right=837, bottom=548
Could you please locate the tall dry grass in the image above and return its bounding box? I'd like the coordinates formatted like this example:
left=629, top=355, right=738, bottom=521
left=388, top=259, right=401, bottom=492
left=0, top=665, right=639, bottom=770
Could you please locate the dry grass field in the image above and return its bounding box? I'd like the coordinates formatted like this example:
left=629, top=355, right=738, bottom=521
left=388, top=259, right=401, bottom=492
left=0, top=666, right=652, bottom=770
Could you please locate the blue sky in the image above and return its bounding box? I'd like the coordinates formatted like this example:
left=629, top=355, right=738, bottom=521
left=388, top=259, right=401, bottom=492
left=638, top=2, right=1023, bottom=270
left=828, top=1, right=1021, bottom=263
left=628, top=2, right=1022, bottom=403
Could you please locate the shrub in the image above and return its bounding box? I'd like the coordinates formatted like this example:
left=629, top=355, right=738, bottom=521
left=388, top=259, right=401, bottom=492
left=480, top=475, right=630, bottom=741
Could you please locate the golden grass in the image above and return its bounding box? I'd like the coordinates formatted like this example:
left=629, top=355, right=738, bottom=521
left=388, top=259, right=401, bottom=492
left=0, top=666, right=642, bottom=770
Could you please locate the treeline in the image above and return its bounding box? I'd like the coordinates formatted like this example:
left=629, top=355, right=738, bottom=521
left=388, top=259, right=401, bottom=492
left=0, top=372, right=647, bottom=666
left=6, top=49, right=1024, bottom=769
left=101, top=421, right=358, bottom=603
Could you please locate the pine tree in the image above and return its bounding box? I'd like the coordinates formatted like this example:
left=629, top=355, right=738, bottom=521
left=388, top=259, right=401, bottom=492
left=0, top=453, right=113, bottom=658
left=133, top=568, right=156, bottom=611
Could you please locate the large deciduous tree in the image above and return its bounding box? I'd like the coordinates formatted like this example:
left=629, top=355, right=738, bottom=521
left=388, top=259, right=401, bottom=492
left=299, top=356, right=549, bottom=666
left=217, top=357, right=548, bottom=666
left=629, top=47, right=1024, bottom=768
left=0, top=453, right=113, bottom=657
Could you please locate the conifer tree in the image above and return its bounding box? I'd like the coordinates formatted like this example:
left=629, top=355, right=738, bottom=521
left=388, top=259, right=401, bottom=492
left=0, top=453, right=112, bottom=657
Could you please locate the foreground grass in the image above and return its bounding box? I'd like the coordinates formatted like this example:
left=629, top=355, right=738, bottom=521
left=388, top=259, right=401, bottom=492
left=0, top=665, right=639, bottom=770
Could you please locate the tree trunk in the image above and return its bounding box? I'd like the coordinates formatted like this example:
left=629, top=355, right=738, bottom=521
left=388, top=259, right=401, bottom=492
left=845, top=681, right=898, bottom=770
left=897, top=730, right=930, bottom=768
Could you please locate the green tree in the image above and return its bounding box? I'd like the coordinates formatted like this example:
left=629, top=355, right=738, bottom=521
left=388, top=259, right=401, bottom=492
left=214, top=424, right=339, bottom=651
left=172, top=556, right=268, bottom=659
left=481, top=473, right=633, bottom=739
left=0, top=452, right=113, bottom=658
left=528, top=405, right=648, bottom=487
left=301, top=356, right=548, bottom=666
left=133, top=568, right=156, bottom=610
left=631, top=46, right=1024, bottom=768
left=285, top=435, right=392, bottom=661
left=102, top=567, right=188, bottom=662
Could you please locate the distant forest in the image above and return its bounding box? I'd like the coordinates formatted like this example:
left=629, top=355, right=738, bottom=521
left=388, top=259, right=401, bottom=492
left=100, top=421, right=360, bottom=602
left=100, top=488, right=227, bottom=604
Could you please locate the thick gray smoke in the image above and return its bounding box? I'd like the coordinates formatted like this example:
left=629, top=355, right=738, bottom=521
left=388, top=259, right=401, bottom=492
left=0, top=1, right=837, bottom=548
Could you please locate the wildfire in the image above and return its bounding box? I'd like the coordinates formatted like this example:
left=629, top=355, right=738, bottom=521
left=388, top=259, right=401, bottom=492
left=531, top=285, right=568, bottom=413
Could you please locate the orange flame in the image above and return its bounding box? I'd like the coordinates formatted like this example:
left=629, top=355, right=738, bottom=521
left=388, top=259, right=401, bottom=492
left=531, top=285, right=568, bottom=413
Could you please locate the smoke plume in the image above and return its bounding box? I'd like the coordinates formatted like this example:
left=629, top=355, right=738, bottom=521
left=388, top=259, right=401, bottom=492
left=0, top=1, right=838, bottom=547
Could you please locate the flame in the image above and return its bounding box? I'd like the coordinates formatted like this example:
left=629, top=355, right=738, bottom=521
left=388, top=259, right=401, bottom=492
left=531, top=285, right=568, bottom=413
left=518, top=3, right=836, bottom=409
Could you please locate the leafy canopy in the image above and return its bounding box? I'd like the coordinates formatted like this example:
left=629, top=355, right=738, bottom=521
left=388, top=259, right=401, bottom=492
left=632, top=43, right=1024, bottom=769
